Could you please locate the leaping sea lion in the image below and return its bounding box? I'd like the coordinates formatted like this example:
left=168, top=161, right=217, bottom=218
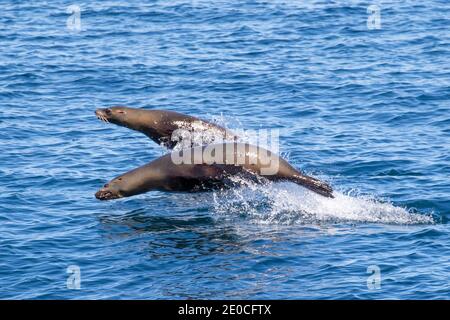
left=95, top=107, right=235, bottom=149
left=95, top=142, right=334, bottom=200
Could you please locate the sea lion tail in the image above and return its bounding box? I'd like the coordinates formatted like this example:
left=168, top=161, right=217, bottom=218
left=291, top=174, right=334, bottom=198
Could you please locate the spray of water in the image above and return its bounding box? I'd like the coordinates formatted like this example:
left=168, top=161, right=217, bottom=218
left=211, top=180, right=433, bottom=225
left=179, top=114, right=434, bottom=225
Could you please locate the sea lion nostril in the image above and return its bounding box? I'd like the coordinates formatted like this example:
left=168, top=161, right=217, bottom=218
left=105, top=108, right=112, bottom=115
left=104, top=183, right=109, bottom=188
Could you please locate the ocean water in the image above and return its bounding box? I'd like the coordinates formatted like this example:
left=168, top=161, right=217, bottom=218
left=0, top=0, right=449, bottom=299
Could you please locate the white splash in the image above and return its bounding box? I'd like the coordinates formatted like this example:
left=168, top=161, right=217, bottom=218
left=212, top=181, right=434, bottom=225
left=170, top=120, right=235, bottom=151
left=167, top=115, right=433, bottom=225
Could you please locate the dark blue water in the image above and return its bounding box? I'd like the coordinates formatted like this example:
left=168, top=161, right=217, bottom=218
left=1, top=0, right=449, bottom=299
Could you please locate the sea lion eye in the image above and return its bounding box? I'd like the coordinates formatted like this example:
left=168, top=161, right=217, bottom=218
left=117, top=110, right=126, bottom=114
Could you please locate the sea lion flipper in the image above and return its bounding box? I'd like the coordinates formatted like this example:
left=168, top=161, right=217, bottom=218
left=291, top=174, right=334, bottom=198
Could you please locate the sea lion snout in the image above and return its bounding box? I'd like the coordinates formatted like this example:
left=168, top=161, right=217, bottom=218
left=95, top=108, right=112, bottom=123
left=95, top=187, right=121, bottom=200
left=95, top=107, right=129, bottom=125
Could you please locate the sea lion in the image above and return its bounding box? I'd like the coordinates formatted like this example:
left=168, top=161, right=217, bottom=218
left=95, top=142, right=334, bottom=200
left=95, top=107, right=235, bottom=149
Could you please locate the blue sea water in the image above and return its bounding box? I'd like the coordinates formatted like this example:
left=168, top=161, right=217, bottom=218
left=0, top=0, right=449, bottom=299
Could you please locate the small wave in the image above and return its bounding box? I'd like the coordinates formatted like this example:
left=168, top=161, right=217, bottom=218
left=212, top=181, right=434, bottom=225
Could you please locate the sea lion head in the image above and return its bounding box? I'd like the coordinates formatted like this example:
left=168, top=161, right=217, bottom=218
left=95, top=176, right=126, bottom=201
left=95, top=165, right=157, bottom=201
left=95, top=106, right=145, bottom=131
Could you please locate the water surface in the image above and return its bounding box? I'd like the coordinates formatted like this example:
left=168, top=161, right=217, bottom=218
left=0, top=0, right=449, bottom=299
